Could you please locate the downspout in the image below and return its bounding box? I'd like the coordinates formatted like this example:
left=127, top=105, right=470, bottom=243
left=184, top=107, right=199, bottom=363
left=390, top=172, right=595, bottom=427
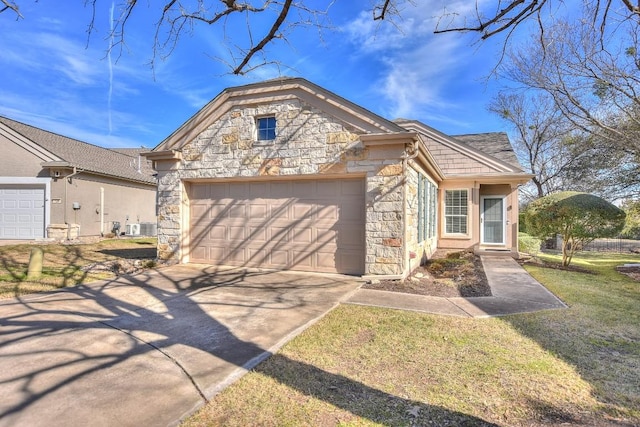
left=100, top=187, right=105, bottom=236
left=64, top=167, right=82, bottom=239
left=401, top=138, right=419, bottom=278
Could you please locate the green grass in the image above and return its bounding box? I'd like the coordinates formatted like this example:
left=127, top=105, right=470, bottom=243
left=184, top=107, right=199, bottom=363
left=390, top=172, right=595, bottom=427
left=184, top=251, right=640, bottom=426
left=0, top=238, right=157, bottom=298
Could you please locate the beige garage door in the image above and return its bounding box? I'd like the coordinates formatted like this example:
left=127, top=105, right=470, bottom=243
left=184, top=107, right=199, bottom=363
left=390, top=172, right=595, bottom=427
left=189, top=179, right=365, bottom=275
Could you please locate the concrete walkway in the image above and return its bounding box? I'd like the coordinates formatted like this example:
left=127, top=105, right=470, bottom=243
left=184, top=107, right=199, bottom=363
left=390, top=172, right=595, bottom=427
left=347, top=256, right=567, bottom=317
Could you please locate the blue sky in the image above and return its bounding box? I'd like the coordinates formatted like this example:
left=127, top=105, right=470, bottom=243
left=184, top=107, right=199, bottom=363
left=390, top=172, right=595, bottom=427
left=0, top=1, right=516, bottom=149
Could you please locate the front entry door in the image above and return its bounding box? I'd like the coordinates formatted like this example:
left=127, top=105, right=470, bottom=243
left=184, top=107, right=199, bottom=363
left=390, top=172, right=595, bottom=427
left=481, top=197, right=505, bottom=245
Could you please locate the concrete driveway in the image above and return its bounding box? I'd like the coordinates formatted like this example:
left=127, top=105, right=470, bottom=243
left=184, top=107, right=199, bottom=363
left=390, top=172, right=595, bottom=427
left=0, top=265, right=362, bottom=427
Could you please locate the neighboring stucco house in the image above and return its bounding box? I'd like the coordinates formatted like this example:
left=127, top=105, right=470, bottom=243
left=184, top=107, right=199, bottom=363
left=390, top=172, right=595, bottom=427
left=0, top=116, right=157, bottom=240
left=144, top=78, right=531, bottom=278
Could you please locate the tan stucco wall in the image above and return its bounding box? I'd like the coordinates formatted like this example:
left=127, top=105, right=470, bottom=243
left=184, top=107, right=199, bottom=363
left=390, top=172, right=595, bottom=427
left=1, top=135, right=46, bottom=177
left=438, top=180, right=519, bottom=252
left=49, top=173, right=156, bottom=236
left=437, top=180, right=477, bottom=250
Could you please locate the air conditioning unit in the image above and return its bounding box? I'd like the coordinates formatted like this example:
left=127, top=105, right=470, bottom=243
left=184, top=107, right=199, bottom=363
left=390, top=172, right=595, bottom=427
left=139, top=222, right=157, bottom=236
left=125, top=223, right=140, bottom=236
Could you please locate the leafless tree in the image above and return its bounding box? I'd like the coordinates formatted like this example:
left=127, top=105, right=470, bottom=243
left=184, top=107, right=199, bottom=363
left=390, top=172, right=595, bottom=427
left=3, top=1, right=400, bottom=75
left=489, top=91, right=585, bottom=201
left=501, top=18, right=640, bottom=156
left=492, top=90, right=640, bottom=202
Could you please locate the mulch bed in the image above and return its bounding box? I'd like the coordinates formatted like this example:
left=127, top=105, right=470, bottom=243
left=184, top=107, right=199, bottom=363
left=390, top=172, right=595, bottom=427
left=616, top=265, right=640, bottom=281
left=518, top=258, right=596, bottom=274
left=363, top=251, right=492, bottom=298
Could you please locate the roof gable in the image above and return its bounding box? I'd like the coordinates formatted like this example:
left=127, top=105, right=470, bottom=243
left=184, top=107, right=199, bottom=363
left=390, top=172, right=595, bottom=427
left=155, top=77, right=405, bottom=151
left=0, top=116, right=155, bottom=184
left=452, top=132, right=522, bottom=170
left=395, top=119, right=525, bottom=177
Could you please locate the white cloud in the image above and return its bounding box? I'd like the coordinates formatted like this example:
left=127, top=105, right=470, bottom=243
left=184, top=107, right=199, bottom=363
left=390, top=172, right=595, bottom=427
left=343, top=0, right=486, bottom=124
left=378, top=34, right=467, bottom=118
left=31, top=33, right=104, bottom=85
left=345, top=1, right=477, bottom=52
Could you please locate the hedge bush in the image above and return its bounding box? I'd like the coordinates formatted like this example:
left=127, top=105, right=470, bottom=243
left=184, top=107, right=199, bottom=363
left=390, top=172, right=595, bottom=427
left=518, top=232, right=542, bottom=256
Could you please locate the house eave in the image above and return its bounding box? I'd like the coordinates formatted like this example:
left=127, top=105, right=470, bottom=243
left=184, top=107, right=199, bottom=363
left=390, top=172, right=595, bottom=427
left=41, top=162, right=156, bottom=185
left=142, top=150, right=183, bottom=161
left=416, top=134, right=445, bottom=181
left=443, top=173, right=533, bottom=185
left=360, top=132, right=418, bottom=145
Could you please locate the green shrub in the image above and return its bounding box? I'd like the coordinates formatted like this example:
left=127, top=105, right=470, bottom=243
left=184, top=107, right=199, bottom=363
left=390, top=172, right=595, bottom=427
left=518, top=232, right=541, bottom=256
left=620, top=199, right=640, bottom=239
left=525, top=191, right=625, bottom=266
left=519, top=212, right=528, bottom=233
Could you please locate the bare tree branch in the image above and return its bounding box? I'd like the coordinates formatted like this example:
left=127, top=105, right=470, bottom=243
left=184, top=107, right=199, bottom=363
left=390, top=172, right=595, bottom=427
left=435, top=0, right=548, bottom=39
left=1, top=0, right=22, bottom=18
left=435, top=0, right=640, bottom=47
left=373, top=0, right=392, bottom=20
left=233, top=0, right=292, bottom=74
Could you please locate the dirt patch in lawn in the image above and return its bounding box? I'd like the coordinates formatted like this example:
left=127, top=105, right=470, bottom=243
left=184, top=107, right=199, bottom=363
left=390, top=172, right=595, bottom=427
left=363, top=250, right=491, bottom=297
left=615, top=265, right=640, bottom=281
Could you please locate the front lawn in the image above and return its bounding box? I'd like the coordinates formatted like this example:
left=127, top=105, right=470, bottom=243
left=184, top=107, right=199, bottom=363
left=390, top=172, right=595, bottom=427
left=0, top=238, right=157, bottom=299
left=184, top=252, right=640, bottom=426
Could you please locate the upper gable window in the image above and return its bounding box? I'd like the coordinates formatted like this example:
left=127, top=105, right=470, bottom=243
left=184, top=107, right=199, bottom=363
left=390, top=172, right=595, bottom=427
left=257, top=116, right=276, bottom=141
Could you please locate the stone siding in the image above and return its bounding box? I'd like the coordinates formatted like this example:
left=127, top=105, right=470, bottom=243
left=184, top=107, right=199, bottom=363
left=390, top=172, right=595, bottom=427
left=155, top=98, right=406, bottom=275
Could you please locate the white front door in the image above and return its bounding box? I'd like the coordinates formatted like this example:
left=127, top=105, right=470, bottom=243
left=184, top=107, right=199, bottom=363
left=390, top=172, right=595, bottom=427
left=481, top=196, right=505, bottom=245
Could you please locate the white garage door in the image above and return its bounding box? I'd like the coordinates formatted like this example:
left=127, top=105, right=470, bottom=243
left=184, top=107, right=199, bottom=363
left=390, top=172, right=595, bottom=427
left=0, top=186, right=45, bottom=239
left=189, top=179, right=365, bottom=275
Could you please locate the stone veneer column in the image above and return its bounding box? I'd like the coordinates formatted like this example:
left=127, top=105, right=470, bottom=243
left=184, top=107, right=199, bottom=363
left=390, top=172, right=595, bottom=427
left=364, top=164, right=404, bottom=276
left=156, top=172, right=183, bottom=263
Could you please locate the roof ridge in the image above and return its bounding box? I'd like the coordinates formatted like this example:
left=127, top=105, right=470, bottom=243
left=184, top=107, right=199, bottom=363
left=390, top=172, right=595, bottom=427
left=0, top=115, right=134, bottom=158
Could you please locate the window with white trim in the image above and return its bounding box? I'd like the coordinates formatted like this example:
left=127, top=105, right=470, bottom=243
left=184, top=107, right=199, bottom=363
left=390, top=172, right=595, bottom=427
left=256, top=116, right=276, bottom=141
left=444, top=189, right=468, bottom=234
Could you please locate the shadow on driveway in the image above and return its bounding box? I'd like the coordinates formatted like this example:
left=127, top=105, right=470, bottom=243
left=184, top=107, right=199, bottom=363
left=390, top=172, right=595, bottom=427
left=0, top=265, right=499, bottom=427
left=0, top=265, right=360, bottom=426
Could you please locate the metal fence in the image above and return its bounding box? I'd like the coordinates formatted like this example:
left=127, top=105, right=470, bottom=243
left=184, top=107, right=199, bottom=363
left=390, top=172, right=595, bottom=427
left=581, top=237, right=640, bottom=253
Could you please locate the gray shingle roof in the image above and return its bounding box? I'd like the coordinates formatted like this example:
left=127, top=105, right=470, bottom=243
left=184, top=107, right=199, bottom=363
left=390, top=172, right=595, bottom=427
left=452, top=132, right=523, bottom=171
left=0, top=116, right=156, bottom=184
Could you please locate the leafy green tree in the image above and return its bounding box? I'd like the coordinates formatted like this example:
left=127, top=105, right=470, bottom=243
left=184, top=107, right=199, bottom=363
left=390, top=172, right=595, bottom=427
left=525, top=192, right=626, bottom=266
left=620, top=199, right=640, bottom=239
